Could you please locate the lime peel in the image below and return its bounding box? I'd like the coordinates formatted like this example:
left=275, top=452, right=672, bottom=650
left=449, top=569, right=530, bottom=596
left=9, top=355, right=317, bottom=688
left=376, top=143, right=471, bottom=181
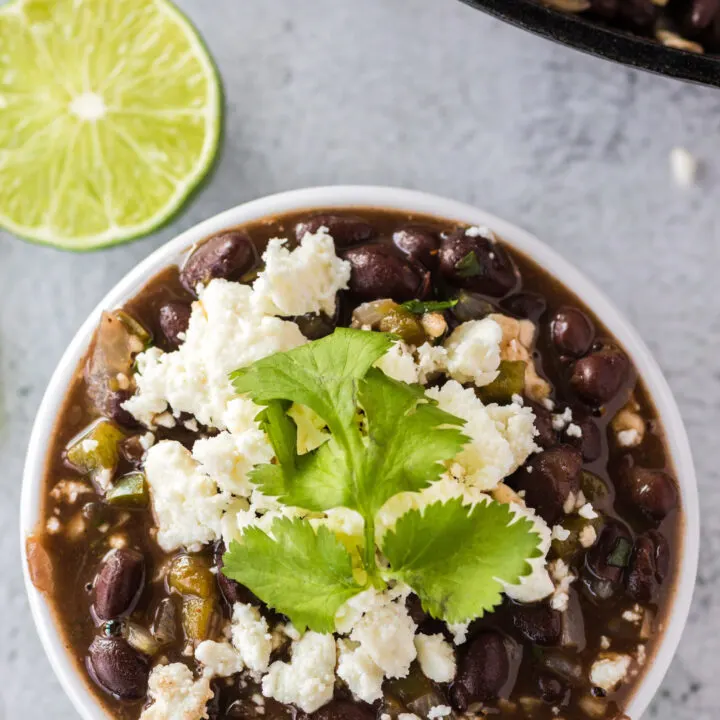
left=0, top=0, right=221, bottom=250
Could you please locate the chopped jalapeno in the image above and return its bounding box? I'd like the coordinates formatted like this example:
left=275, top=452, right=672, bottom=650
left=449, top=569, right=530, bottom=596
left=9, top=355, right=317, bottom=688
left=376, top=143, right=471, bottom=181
left=106, top=473, right=149, bottom=507
left=580, top=470, right=609, bottom=502
left=181, top=595, right=215, bottom=643
left=606, top=537, right=633, bottom=568
left=477, top=360, right=526, bottom=404
left=377, top=307, right=427, bottom=346
left=66, top=420, right=126, bottom=482
left=168, top=555, right=215, bottom=599
left=114, top=310, right=152, bottom=345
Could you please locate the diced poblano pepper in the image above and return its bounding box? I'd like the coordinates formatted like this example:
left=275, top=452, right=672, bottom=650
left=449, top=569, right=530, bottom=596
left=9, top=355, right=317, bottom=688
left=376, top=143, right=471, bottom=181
left=551, top=514, right=604, bottom=560
left=168, top=555, right=215, bottom=599
left=181, top=595, right=215, bottom=643
left=378, top=307, right=427, bottom=347
left=580, top=470, right=609, bottom=502
left=478, top=360, right=527, bottom=404
left=106, top=472, right=148, bottom=507
left=66, top=420, right=126, bottom=480
left=113, top=310, right=151, bottom=346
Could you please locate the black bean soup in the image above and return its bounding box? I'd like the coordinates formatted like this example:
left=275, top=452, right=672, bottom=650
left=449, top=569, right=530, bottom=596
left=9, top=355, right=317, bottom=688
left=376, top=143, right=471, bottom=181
left=28, top=208, right=682, bottom=720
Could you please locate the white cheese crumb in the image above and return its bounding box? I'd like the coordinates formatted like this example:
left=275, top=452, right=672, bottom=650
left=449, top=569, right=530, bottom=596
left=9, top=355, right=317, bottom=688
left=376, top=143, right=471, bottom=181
left=670, top=146, right=698, bottom=188
left=252, top=229, right=351, bottom=317
left=542, top=398, right=555, bottom=411
left=349, top=596, right=418, bottom=678
left=442, top=318, right=502, bottom=387
left=578, top=503, right=598, bottom=520
left=415, top=633, right=457, bottom=683
left=637, top=644, right=647, bottom=666
left=617, top=428, right=640, bottom=447
left=123, top=279, right=306, bottom=429
left=447, top=621, right=469, bottom=645
left=600, top=636, right=611, bottom=650
left=398, top=715, right=421, bottom=720
left=565, top=422, right=582, bottom=438
left=80, top=438, right=99, bottom=453
left=426, top=381, right=539, bottom=491
left=46, top=516, right=61, bottom=534
left=376, top=341, right=421, bottom=384
left=139, top=663, right=213, bottom=720
left=552, top=525, right=571, bottom=542
left=548, top=558, right=577, bottom=612
left=195, top=640, right=244, bottom=677
left=144, top=440, right=230, bottom=552
left=337, top=639, right=384, bottom=703
left=50, top=480, right=92, bottom=505
left=428, top=705, right=453, bottom=719
left=154, top=411, right=176, bottom=429
left=511, top=393, right=524, bottom=406
left=183, top=418, right=199, bottom=432
left=262, top=631, right=336, bottom=713
left=552, top=407, right=573, bottom=431
left=465, top=225, right=493, bottom=239
left=579, top=524, right=597, bottom=548
left=138, top=432, right=156, bottom=451
left=622, top=605, right=644, bottom=625
left=231, top=602, right=273, bottom=673
left=108, top=534, right=128, bottom=549
left=589, top=653, right=632, bottom=692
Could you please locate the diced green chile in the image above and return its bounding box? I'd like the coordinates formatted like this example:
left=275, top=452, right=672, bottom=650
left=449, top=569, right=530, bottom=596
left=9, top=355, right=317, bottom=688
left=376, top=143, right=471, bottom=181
left=477, top=360, right=526, bottom=404
left=106, top=473, right=148, bottom=507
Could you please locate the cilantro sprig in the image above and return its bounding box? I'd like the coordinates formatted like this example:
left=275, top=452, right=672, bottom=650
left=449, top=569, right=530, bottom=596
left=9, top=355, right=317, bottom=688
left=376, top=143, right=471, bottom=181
left=224, top=328, right=541, bottom=632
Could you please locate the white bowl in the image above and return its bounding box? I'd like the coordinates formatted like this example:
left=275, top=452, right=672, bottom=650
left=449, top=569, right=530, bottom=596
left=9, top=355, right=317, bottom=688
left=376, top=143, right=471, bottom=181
left=21, top=186, right=699, bottom=720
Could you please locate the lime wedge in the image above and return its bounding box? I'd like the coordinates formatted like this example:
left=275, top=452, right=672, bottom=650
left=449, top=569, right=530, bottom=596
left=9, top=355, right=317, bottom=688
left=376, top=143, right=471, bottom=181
left=0, top=0, right=221, bottom=250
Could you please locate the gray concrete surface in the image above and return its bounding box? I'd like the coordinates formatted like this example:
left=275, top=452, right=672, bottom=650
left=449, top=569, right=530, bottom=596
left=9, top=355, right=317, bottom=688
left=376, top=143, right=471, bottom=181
left=1, top=0, right=718, bottom=716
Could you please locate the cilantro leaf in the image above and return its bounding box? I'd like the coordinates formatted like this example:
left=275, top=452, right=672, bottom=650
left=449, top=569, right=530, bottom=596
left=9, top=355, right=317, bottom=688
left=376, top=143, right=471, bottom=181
left=222, top=517, right=365, bottom=633
left=382, top=498, right=542, bottom=623
left=455, top=251, right=482, bottom=278
left=401, top=298, right=458, bottom=314
left=230, top=328, right=393, bottom=442
left=357, top=369, right=468, bottom=511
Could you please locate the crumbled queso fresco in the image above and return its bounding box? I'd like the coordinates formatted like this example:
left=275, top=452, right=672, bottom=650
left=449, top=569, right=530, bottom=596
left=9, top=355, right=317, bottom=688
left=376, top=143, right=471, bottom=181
left=35, top=210, right=681, bottom=720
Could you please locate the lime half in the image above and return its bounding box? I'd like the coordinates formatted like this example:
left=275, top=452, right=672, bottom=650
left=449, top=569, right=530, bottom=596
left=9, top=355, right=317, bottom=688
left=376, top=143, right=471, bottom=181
left=0, top=0, right=221, bottom=250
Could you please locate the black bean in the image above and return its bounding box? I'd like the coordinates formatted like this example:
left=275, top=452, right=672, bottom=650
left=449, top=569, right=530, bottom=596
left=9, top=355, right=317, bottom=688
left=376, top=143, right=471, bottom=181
left=565, top=410, right=602, bottom=462
left=406, top=594, right=430, bottom=626
left=625, top=533, right=662, bottom=604
left=589, top=0, right=618, bottom=18
left=618, top=0, right=657, bottom=29
left=537, top=672, right=568, bottom=704
left=451, top=631, right=509, bottom=710
left=180, top=230, right=257, bottom=294
left=87, top=636, right=149, bottom=700
left=292, top=312, right=338, bottom=340
left=438, top=228, right=518, bottom=296
left=618, top=466, right=678, bottom=523
left=295, top=214, right=376, bottom=248
left=512, top=445, right=582, bottom=525
left=500, top=291, right=547, bottom=322
left=214, top=541, right=258, bottom=608
left=570, top=345, right=629, bottom=406
left=343, top=245, right=429, bottom=301
left=159, top=302, right=191, bottom=348
left=392, top=225, right=440, bottom=268
left=551, top=307, right=595, bottom=358
left=527, top=401, right=556, bottom=449
left=93, top=549, right=145, bottom=621
left=311, top=701, right=375, bottom=720
left=647, top=529, right=671, bottom=580
left=511, top=603, right=562, bottom=646
left=586, top=522, right=633, bottom=585
left=689, top=0, right=720, bottom=29
left=106, top=388, right=140, bottom=430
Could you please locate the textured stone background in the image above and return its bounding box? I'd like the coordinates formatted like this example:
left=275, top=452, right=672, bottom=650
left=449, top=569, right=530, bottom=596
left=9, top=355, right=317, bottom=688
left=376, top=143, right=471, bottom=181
left=1, top=0, right=718, bottom=716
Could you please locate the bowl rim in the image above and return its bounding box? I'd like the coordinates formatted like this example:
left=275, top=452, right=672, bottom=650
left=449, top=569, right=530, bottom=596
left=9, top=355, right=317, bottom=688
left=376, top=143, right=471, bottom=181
left=20, top=185, right=699, bottom=720
left=460, top=0, right=720, bottom=88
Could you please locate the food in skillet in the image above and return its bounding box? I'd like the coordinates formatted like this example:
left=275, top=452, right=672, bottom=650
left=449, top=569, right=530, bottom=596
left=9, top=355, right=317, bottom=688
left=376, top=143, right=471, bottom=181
left=540, top=0, right=720, bottom=53
left=29, top=209, right=680, bottom=720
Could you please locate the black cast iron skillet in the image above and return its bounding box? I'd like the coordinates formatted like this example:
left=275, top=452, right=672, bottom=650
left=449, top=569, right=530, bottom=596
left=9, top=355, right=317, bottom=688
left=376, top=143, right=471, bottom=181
left=460, top=0, right=720, bottom=87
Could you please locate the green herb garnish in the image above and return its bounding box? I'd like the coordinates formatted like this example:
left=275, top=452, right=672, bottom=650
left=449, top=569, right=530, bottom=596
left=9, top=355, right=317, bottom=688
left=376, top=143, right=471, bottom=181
left=223, top=328, right=541, bottom=632
left=606, top=537, right=632, bottom=568
left=454, top=250, right=483, bottom=278
left=401, top=298, right=459, bottom=314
